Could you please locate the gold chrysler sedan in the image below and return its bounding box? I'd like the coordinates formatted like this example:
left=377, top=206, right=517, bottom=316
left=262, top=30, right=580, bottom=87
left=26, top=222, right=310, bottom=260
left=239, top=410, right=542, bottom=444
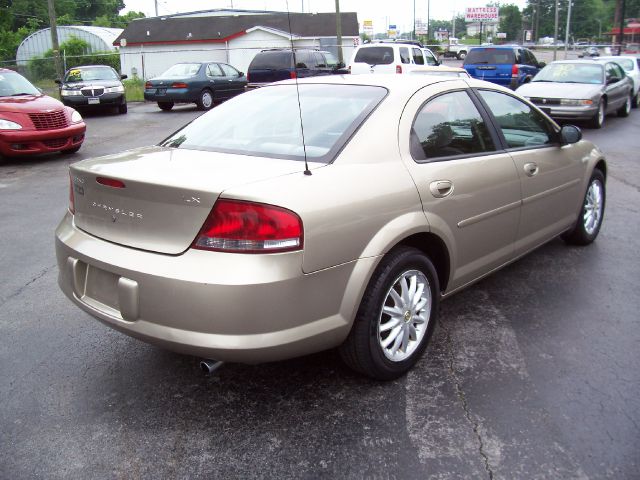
left=55, top=75, right=606, bottom=380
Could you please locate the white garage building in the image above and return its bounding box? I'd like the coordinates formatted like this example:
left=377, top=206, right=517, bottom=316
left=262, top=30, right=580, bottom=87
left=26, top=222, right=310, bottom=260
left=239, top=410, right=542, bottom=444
left=114, top=9, right=359, bottom=79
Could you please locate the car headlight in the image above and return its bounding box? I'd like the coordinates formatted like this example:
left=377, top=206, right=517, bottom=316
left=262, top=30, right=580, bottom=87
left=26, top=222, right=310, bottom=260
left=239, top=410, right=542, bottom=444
left=0, top=119, right=22, bottom=130
left=71, top=110, right=83, bottom=123
left=61, top=89, right=82, bottom=96
left=560, top=99, right=594, bottom=106
left=105, top=85, right=125, bottom=93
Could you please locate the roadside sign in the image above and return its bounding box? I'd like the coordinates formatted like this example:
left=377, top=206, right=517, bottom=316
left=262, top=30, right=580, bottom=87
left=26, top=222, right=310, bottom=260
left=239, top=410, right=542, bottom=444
left=465, top=7, right=499, bottom=22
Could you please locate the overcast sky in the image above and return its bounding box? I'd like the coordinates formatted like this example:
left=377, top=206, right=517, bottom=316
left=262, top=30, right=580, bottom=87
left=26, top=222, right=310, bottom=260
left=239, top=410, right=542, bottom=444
left=122, top=0, right=528, bottom=34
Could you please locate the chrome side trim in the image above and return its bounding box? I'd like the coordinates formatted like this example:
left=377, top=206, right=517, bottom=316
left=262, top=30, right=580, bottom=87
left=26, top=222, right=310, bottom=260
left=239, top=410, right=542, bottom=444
left=457, top=200, right=521, bottom=228
left=522, top=178, right=581, bottom=206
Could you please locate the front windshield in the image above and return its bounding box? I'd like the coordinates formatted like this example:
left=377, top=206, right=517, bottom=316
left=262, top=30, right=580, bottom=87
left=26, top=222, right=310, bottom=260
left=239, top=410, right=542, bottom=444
left=533, top=63, right=603, bottom=84
left=160, top=63, right=202, bottom=78
left=64, top=66, right=118, bottom=83
left=0, top=71, right=41, bottom=97
left=160, top=84, right=387, bottom=163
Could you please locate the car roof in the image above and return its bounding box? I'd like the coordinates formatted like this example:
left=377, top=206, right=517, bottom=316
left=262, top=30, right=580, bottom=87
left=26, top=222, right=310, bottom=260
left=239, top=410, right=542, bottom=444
left=271, top=73, right=514, bottom=96
left=412, top=66, right=466, bottom=73
left=469, top=45, right=516, bottom=50
left=549, top=59, right=604, bottom=65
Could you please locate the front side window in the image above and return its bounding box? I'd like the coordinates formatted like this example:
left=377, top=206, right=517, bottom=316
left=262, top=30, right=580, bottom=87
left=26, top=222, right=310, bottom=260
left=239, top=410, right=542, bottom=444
left=424, top=50, right=438, bottom=66
left=161, top=84, right=387, bottom=163
left=219, top=63, right=239, bottom=76
left=479, top=90, right=556, bottom=148
left=412, top=48, right=425, bottom=65
left=410, top=91, right=495, bottom=161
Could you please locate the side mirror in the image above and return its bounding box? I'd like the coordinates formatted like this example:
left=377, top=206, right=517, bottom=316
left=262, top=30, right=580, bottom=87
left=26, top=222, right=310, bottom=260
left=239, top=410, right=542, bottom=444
left=54, top=79, right=62, bottom=85
left=238, top=71, right=244, bottom=77
left=537, top=61, right=546, bottom=68
left=560, top=125, right=582, bottom=145
left=120, top=74, right=128, bottom=80
left=333, top=62, right=346, bottom=70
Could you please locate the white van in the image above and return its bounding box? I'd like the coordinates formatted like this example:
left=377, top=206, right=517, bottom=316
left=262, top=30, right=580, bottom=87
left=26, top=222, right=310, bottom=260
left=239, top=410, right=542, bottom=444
left=349, top=42, right=441, bottom=74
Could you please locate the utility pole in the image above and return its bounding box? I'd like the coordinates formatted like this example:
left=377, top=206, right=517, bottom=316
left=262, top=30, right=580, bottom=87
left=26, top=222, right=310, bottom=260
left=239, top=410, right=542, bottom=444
left=564, top=0, right=572, bottom=58
left=47, top=0, right=63, bottom=80
left=553, top=0, right=559, bottom=60
left=154, top=0, right=158, bottom=16
left=335, top=0, right=343, bottom=63
left=534, top=0, right=540, bottom=43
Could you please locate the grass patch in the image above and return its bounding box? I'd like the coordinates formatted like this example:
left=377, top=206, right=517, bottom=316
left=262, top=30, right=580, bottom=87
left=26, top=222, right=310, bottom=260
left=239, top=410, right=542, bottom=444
left=33, top=79, right=60, bottom=99
left=124, top=78, right=145, bottom=102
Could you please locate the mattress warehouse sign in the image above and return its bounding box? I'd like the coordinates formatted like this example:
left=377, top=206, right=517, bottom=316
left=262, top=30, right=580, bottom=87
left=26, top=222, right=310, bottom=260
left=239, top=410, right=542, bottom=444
left=465, top=7, right=499, bottom=23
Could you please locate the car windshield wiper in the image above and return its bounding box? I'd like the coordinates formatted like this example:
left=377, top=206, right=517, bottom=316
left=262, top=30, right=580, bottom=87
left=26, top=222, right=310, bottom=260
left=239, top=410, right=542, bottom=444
left=9, top=92, right=37, bottom=96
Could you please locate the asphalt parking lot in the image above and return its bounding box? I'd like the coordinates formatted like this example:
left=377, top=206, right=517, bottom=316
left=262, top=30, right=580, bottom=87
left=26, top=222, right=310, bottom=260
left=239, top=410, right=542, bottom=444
left=1, top=101, right=639, bottom=479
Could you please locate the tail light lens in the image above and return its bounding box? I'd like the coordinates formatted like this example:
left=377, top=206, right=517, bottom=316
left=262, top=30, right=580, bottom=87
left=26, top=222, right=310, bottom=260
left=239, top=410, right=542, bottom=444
left=193, top=199, right=303, bottom=253
left=396, top=65, right=402, bottom=74
left=69, top=173, right=75, bottom=214
left=512, top=64, right=519, bottom=77
left=144, top=82, right=152, bottom=89
left=348, top=65, right=351, bottom=72
left=246, top=72, right=250, bottom=82
left=290, top=71, right=297, bottom=79
left=171, top=82, right=188, bottom=88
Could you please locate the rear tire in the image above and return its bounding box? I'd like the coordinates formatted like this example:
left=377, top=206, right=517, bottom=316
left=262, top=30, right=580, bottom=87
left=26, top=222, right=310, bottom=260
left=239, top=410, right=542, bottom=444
left=589, top=99, right=605, bottom=129
left=457, top=51, right=467, bottom=60
left=617, top=94, right=631, bottom=117
left=196, top=89, right=214, bottom=111
left=562, top=169, right=605, bottom=245
left=339, top=246, right=439, bottom=380
left=158, top=101, right=174, bottom=111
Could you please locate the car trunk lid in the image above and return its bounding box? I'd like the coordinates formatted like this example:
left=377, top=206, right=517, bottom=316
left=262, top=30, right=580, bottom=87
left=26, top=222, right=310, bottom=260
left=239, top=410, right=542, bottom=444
left=70, top=146, right=313, bottom=255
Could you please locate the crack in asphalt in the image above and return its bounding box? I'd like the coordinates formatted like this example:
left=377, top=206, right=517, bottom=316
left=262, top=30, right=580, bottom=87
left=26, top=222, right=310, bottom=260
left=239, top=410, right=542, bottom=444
left=0, top=264, right=56, bottom=308
left=440, top=320, right=495, bottom=480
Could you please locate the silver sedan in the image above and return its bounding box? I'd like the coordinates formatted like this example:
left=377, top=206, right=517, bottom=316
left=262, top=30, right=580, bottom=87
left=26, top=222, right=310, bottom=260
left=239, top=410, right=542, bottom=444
left=517, top=59, right=634, bottom=128
left=56, top=75, right=607, bottom=380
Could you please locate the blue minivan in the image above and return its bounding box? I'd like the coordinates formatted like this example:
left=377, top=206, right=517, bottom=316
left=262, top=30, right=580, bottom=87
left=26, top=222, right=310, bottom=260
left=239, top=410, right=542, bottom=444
left=463, top=46, right=545, bottom=89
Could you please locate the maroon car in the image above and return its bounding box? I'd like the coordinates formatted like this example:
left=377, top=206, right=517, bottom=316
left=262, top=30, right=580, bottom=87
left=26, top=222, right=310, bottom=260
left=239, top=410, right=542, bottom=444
left=0, top=68, right=86, bottom=158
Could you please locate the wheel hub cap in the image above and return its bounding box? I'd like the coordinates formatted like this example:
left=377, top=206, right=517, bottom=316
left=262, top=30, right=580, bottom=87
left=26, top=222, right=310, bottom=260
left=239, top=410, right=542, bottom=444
left=583, top=179, right=603, bottom=235
left=378, top=270, right=432, bottom=362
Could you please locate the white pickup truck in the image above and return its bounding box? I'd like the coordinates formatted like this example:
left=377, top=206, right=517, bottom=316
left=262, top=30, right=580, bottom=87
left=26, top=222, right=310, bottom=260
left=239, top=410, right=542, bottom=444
left=441, top=38, right=469, bottom=60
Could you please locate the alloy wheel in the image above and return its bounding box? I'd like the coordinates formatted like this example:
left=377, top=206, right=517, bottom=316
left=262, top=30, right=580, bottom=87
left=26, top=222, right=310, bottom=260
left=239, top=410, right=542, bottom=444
left=378, top=270, right=431, bottom=362
left=583, top=178, right=603, bottom=235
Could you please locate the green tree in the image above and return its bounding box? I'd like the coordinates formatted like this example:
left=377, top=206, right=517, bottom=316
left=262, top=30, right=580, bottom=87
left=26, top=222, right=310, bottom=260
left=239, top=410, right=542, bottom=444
left=499, top=4, right=523, bottom=41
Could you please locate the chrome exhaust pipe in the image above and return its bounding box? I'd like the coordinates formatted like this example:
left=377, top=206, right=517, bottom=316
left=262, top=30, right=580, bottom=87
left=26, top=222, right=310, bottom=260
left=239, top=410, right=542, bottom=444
left=200, top=359, right=224, bottom=375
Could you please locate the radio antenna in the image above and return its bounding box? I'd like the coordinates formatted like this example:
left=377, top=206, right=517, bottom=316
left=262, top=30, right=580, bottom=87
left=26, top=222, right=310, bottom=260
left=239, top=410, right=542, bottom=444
left=285, top=2, right=312, bottom=176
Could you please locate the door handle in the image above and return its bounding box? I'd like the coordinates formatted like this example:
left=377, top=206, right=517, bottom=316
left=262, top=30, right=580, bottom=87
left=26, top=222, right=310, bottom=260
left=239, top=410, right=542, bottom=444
left=429, top=180, right=454, bottom=198
left=524, top=162, right=539, bottom=177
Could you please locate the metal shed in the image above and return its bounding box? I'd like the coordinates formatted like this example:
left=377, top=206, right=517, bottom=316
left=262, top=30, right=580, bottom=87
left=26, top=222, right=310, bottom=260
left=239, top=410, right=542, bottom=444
left=16, top=26, right=123, bottom=65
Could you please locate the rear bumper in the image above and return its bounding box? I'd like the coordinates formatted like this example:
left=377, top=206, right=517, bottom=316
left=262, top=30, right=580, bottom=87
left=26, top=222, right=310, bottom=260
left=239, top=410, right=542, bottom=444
left=144, top=88, right=194, bottom=103
left=0, top=123, right=85, bottom=156
left=55, top=212, right=373, bottom=363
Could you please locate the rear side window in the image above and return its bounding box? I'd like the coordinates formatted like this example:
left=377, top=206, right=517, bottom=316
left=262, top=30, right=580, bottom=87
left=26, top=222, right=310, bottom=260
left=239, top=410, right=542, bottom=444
left=410, top=91, right=495, bottom=161
left=412, top=48, right=425, bottom=65
left=399, top=47, right=411, bottom=64
left=249, top=51, right=293, bottom=70
left=464, top=48, right=515, bottom=65
left=479, top=90, right=556, bottom=148
left=614, top=58, right=635, bottom=71
left=207, top=64, right=224, bottom=77
left=354, top=47, right=394, bottom=65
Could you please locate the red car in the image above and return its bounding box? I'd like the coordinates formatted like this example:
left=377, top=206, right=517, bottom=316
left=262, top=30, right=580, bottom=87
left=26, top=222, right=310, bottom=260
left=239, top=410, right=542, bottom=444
left=0, top=68, right=86, bottom=159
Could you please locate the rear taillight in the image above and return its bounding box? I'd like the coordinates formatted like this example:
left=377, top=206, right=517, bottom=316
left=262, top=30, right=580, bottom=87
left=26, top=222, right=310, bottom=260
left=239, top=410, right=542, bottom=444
left=348, top=65, right=351, bottom=72
left=144, top=81, right=152, bottom=89
left=290, top=71, right=297, bottom=79
left=512, top=64, right=519, bottom=77
left=396, top=65, right=402, bottom=74
left=96, top=177, right=125, bottom=189
left=171, top=82, right=188, bottom=88
left=69, top=173, right=75, bottom=214
left=193, top=199, right=303, bottom=253
left=246, top=72, right=250, bottom=82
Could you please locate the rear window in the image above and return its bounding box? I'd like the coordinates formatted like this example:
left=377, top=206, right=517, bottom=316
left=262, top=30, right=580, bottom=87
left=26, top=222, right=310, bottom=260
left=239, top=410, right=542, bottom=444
left=161, top=63, right=202, bottom=78
left=354, top=47, right=394, bottom=65
left=464, top=48, right=515, bottom=65
left=249, top=51, right=293, bottom=70
left=160, top=84, right=387, bottom=163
